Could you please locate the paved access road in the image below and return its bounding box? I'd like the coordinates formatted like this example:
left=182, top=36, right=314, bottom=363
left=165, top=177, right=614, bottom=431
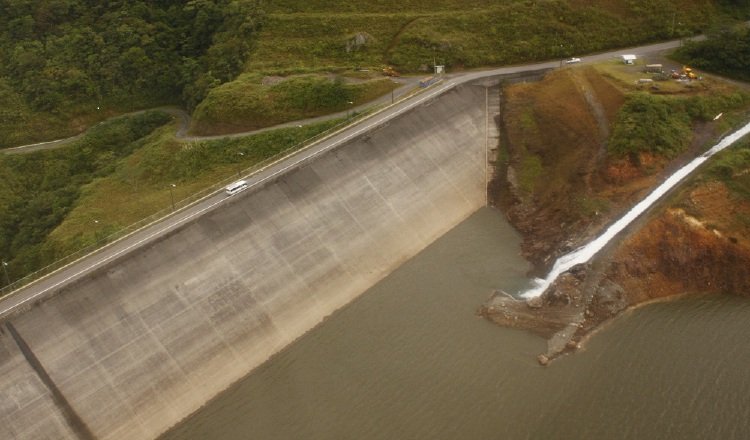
left=0, top=37, right=687, bottom=319
left=1, top=77, right=422, bottom=155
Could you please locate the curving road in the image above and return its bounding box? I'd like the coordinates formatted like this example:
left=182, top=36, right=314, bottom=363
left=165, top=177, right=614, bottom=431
left=1, top=77, right=423, bottom=155
left=0, top=36, right=700, bottom=319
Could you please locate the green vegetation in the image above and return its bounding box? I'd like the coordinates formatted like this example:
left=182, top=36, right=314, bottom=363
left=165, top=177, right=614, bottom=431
left=0, top=111, right=171, bottom=279
left=3, top=0, right=749, bottom=146
left=2, top=0, right=750, bottom=289
left=575, top=196, right=611, bottom=217
left=519, top=154, right=543, bottom=194
left=609, top=93, right=693, bottom=157
left=0, top=110, right=342, bottom=287
left=674, top=25, right=750, bottom=82
left=708, top=138, right=750, bottom=199
left=0, top=0, right=264, bottom=147
left=190, top=74, right=397, bottom=135
left=609, top=91, right=750, bottom=157
left=252, top=0, right=730, bottom=73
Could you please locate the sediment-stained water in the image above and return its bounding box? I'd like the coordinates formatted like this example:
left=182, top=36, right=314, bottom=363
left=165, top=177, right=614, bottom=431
left=161, top=207, right=750, bottom=440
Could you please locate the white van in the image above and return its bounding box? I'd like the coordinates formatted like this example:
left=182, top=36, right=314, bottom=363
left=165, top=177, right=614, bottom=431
left=225, top=180, right=248, bottom=196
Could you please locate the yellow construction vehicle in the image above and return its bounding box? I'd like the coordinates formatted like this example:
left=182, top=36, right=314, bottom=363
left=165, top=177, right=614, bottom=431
left=382, top=66, right=399, bottom=77
left=682, top=66, right=697, bottom=80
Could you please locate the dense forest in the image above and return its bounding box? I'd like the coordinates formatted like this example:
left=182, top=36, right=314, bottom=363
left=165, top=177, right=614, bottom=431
left=0, top=0, right=264, bottom=145
left=675, top=24, right=750, bottom=81
left=0, top=111, right=172, bottom=282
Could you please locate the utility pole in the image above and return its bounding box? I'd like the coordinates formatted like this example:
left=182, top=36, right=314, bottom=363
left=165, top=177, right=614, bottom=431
left=93, top=220, right=100, bottom=242
left=236, top=152, right=245, bottom=178
left=2, top=261, right=10, bottom=287
left=169, top=184, right=176, bottom=211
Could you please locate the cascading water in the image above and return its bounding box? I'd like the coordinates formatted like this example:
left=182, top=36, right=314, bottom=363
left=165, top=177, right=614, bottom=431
left=521, top=121, right=750, bottom=299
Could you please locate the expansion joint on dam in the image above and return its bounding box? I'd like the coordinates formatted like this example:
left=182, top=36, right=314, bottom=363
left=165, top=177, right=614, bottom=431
left=5, top=322, right=96, bottom=440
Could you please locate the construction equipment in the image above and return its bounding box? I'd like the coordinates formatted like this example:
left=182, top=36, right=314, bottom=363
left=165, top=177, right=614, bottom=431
left=670, top=66, right=698, bottom=80
left=382, top=66, right=399, bottom=77
left=682, top=66, right=697, bottom=79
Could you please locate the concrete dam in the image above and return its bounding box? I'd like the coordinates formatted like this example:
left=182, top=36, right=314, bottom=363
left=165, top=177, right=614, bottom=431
left=0, top=82, right=498, bottom=439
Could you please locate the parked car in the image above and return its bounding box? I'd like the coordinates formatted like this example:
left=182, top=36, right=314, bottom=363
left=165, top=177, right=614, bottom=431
left=565, top=57, right=582, bottom=64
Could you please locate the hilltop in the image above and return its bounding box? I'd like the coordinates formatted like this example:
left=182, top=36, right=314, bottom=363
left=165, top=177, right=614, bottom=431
left=2, top=0, right=749, bottom=145
left=199, top=0, right=744, bottom=135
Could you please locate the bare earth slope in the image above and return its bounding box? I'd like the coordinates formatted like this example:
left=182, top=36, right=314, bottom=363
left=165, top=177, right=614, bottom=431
left=483, top=66, right=750, bottom=364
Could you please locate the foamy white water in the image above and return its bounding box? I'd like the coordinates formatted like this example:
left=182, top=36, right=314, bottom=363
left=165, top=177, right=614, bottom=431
left=521, top=121, right=750, bottom=298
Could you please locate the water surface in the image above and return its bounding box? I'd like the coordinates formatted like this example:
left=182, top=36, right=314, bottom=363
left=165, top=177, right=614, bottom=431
left=163, top=207, right=750, bottom=440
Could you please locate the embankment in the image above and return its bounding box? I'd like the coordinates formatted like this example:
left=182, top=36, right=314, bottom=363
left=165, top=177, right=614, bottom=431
left=0, top=83, right=492, bottom=439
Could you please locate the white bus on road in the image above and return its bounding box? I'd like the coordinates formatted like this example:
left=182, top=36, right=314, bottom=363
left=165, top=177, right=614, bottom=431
left=225, top=180, right=248, bottom=196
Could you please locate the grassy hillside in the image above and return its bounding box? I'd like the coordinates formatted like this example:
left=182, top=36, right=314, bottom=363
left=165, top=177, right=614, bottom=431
left=0, top=113, right=343, bottom=292
left=189, top=74, right=398, bottom=135
left=3, top=0, right=750, bottom=292
left=192, top=0, right=748, bottom=135
left=250, top=0, right=722, bottom=73
left=0, top=112, right=172, bottom=281
left=0, top=0, right=264, bottom=147
left=2, top=0, right=748, bottom=145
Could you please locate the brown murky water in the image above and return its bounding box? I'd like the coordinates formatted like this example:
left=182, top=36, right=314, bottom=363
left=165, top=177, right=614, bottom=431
left=162, top=207, right=750, bottom=440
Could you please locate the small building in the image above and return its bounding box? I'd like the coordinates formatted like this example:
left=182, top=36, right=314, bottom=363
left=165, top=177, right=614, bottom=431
left=645, top=64, right=663, bottom=73
left=621, top=54, right=637, bottom=65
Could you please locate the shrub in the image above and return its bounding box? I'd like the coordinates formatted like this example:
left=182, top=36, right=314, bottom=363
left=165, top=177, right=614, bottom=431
left=674, top=26, right=750, bottom=82
left=609, top=93, right=692, bottom=157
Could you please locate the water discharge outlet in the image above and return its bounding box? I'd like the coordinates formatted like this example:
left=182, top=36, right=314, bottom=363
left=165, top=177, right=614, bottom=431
left=521, top=121, right=750, bottom=299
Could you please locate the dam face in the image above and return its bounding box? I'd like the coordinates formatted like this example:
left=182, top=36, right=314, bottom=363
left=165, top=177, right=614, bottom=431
left=0, top=83, right=493, bottom=439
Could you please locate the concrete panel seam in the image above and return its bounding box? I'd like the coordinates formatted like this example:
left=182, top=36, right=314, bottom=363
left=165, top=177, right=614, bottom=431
left=5, top=322, right=97, bottom=440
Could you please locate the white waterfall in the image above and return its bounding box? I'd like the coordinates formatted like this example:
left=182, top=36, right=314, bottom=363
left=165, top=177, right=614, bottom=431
left=520, top=121, right=750, bottom=299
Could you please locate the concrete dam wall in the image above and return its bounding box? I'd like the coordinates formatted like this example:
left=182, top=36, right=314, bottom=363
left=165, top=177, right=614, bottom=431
left=0, top=83, right=493, bottom=439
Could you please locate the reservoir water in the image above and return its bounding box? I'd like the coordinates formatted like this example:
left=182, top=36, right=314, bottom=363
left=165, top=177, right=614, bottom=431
left=161, top=207, right=750, bottom=440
